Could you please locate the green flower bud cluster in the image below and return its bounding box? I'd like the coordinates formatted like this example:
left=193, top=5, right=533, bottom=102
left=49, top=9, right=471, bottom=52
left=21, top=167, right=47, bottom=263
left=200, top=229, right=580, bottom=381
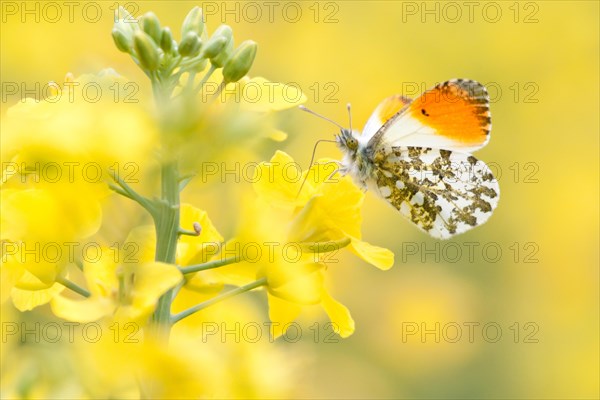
left=111, top=6, right=258, bottom=90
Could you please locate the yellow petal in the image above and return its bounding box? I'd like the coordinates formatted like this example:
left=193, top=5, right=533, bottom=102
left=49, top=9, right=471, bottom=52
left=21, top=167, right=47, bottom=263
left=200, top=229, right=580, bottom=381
left=13, top=265, right=57, bottom=291
left=0, top=254, right=24, bottom=303
left=127, top=262, right=183, bottom=317
left=178, top=204, right=224, bottom=266
left=11, top=281, right=65, bottom=311
left=267, top=294, right=302, bottom=339
left=253, top=150, right=313, bottom=207
left=123, top=225, right=156, bottom=264
left=206, top=238, right=259, bottom=287
left=210, top=260, right=256, bottom=288
left=184, top=271, right=224, bottom=297
left=236, top=196, right=291, bottom=248
left=266, top=262, right=324, bottom=305
left=51, top=294, right=114, bottom=322
left=288, top=196, right=344, bottom=243
left=83, top=249, right=119, bottom=298
left=313, top=174, right=365, bottom=238
left=303, top=158, right=343, bottom=187
left=320, top=290, right=355, bottom=338
left=288, top=175, right=365, bottom=243
left=348, top=237, right=395, bottom=270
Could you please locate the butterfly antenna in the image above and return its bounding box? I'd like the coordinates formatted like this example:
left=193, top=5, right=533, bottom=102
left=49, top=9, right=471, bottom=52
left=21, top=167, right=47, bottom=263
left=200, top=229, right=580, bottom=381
left=347, top=103, right=353, bottom=131
left=296, top=138, right=338, bottom=198
left=299, top=105, right=345, bottom=130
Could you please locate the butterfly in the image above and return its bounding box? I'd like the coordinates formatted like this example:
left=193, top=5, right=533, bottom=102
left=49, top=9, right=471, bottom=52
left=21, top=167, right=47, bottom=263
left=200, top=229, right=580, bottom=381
left=301, top=79, right=499, bottom=239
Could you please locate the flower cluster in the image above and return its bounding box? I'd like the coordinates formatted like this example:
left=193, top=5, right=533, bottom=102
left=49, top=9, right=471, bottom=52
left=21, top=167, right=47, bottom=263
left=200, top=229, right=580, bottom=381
left=112, top=7, right=256, bottom=84
left=1, top=6, right=395, bottom=398
left=211, top=151, right=394, bottom=337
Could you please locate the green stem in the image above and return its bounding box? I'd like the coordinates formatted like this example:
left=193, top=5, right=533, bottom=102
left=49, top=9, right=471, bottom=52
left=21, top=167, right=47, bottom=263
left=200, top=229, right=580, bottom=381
left=186, top=71, right=196, bottom=88
left=179, top=256, right=240, bottom=275
left=108, top=175, right=156, bottom=217
left=149, top=161, right=181, bottom=342
left=179, top=174, right=196, bottom=191
left=171, top=278, right=267, bottom=324
left=178, top=228, right=199, bottom=237
left=179, top=53, right=208, bottom=69
left=56, top=276, right=90, bottom=298
left=169, top=56, right=183, bottom=75
left=193, top=64, right=216, bottom=94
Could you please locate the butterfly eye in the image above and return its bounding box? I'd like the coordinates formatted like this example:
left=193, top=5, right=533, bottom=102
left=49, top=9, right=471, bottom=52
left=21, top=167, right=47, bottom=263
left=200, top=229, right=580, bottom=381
left=347, top=137, right=358, bottom=150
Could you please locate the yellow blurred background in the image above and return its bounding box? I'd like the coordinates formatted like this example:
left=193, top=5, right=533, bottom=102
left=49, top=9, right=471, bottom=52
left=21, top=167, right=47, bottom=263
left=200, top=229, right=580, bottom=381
left=2, top=1, right=598, bottom=398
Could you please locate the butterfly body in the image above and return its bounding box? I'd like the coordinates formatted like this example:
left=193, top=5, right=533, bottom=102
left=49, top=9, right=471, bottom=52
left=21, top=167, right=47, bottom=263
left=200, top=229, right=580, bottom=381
left=326, top=79, right=498, bottom=239
left=336, top=128, right=377, bottom=190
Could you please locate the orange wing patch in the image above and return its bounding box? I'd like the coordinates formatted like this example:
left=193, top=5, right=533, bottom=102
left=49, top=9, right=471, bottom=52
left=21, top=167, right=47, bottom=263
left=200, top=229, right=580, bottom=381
left=409, top=79, right=490, bottom=146
left=377, top=94, right=412, bottom=123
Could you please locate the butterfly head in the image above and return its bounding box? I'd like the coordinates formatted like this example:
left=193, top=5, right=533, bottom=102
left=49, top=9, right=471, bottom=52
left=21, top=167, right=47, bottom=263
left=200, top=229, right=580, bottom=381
left=299, top=103, right=362, bottom=160
left=336, top=128, right=359, bottom=153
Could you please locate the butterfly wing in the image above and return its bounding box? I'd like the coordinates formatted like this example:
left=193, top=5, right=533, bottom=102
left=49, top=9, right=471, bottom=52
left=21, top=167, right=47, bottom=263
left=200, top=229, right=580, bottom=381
left=369, top=79, right=491, bottom=153
left=361, top=94, right=412, bottom=141
left=371, top=146, right=499, bottom=239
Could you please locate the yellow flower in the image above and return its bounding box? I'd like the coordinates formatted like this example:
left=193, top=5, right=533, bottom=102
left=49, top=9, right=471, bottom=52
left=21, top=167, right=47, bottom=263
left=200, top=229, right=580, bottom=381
left=213, top=151, right=393, bottom=338
left=50, top=248, right=182, bottom=324
left=1, top=186, right=102, bottom=311
left=1, top=70, right=156, bottom=175
left=1, top=70, right=155, bottom=307
left=124, top=204, right=225, bottom=296
left=255, top=151, right=394, bottom=269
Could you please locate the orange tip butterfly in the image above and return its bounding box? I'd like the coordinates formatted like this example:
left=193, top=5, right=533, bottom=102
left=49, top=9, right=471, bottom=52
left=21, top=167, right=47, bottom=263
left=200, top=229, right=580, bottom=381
left=300, top=79, right=499, bottom=239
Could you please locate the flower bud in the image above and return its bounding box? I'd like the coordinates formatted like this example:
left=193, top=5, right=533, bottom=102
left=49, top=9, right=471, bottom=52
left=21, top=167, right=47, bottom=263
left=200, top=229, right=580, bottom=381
left=112, top=28, right=132, bottom=53
left=134, top=31, right=160, bottom=71
left=223, top=40, right=258, bottom=83
left=113, top=6, right=139, bottom=35
left=210, top=39, right=233, bottom=68
left=141, top=12, right=161, bottom=44
left=202, top=36, right=227, bottom=59
left=160, top=27, right=175, bottom=53
left=181, top=6, right=205, bottom=38
left=207, top=25, right=234, bottom=67
left=212, top=24, right=233, bottom=42
left=178, top=32, right=202, bottom=57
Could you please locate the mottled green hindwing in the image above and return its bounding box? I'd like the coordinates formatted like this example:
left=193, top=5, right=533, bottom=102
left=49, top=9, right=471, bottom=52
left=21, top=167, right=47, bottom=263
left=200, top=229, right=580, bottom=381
left=372, top=146, right=499, bottom=239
